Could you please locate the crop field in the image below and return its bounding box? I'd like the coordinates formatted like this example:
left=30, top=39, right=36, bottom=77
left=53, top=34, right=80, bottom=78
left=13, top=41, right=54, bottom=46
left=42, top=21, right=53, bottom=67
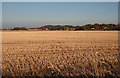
left=2, top=31, right=120, bottom=77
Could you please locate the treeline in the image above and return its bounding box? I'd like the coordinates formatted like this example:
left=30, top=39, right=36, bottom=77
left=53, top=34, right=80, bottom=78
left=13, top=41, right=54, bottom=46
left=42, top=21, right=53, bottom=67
left=10, top=23, right=119, bottom=31
left=12, top=27, right=28, bottom=30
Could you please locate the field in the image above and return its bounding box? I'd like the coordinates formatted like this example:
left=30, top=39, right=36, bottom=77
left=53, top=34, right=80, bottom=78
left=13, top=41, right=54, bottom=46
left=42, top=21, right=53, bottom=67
left=2, top=31, right=120, bottom=77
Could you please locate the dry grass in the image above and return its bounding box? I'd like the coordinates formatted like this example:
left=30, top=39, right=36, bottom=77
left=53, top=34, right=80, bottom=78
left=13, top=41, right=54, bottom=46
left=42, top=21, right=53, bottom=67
left=2, top=31, right=120, bottom=77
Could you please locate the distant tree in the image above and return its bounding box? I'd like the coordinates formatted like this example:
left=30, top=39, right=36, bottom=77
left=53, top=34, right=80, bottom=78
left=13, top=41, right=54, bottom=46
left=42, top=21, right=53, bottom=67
left=30, top=24, right=119, bottom=31
left=75, top=26, right=84, bottom=30
left=12, top=27, right=20, bottom=30
left=20, top=27, right=28, bottom=30
left=12, top=27, right=27, bottom=30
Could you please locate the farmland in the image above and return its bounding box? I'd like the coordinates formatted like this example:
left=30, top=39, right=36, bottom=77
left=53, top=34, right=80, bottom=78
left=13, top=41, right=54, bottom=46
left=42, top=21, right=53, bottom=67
left=2, top=31, right=120, bottom=77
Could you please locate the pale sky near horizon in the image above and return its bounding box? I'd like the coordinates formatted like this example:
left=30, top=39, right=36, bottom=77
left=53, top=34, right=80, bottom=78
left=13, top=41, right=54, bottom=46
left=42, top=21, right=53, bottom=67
left=2, top=2, right=118, bottom=29
left=1, top=0, right=120, bottom=2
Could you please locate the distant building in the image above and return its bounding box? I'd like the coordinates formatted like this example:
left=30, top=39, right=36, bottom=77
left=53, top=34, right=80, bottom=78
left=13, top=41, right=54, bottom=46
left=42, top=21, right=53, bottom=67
left=45, top=28, right=49, bottom=31
left=91, top=28, right=95, bottom=30
left=71, top=28, right=75, bottom=31
left=28, top=28, right=42, bottom=31
left=64, top=27, right=75, bottom=31
left=103, top=27, right=107, bottom=30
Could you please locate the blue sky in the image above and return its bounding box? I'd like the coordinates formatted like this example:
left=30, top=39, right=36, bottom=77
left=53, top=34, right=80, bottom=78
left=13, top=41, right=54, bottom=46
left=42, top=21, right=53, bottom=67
left=0, top=1, right=2, bottom=29
left=2, top=2, right=118, bottom=28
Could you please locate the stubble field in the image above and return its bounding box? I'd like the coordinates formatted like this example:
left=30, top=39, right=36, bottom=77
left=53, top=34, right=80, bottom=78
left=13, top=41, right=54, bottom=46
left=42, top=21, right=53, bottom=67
left=2, top=31, right=120, bottom=77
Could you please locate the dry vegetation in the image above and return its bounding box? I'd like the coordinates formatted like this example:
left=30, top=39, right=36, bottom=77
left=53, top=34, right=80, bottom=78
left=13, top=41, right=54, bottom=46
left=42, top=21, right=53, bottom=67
left=2, top=31, right=120, bottom=77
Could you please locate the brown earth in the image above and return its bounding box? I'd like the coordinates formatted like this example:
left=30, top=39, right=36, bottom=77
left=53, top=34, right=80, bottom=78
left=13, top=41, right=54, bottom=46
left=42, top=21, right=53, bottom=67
left=2, top=31, right=120, bottom=77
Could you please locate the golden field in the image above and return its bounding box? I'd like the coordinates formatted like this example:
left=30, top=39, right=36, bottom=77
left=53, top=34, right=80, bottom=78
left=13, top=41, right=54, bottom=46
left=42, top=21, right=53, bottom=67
left=2, top=31, right=120, bottom=77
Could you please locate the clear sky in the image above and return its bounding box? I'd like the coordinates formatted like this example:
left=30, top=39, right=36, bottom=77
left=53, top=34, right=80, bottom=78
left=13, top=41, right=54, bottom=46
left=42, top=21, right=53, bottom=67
left=2, top=0, right=120, bottom=2
left=2, top=2, right=118, bottom=29
left=0, top=1, right=1, bottom=29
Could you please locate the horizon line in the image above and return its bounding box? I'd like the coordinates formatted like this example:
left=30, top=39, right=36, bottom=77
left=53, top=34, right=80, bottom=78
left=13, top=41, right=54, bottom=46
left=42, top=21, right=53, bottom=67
left=2, top=23, right=118, bottom=29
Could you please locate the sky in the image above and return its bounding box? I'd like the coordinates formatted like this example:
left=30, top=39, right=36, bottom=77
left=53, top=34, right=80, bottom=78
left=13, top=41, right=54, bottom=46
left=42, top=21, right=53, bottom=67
left=2, top=0, right=120, bottom=2
left=2, top=2, right=118, bottom=29
left=0, top=1, right=1, bottom=29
